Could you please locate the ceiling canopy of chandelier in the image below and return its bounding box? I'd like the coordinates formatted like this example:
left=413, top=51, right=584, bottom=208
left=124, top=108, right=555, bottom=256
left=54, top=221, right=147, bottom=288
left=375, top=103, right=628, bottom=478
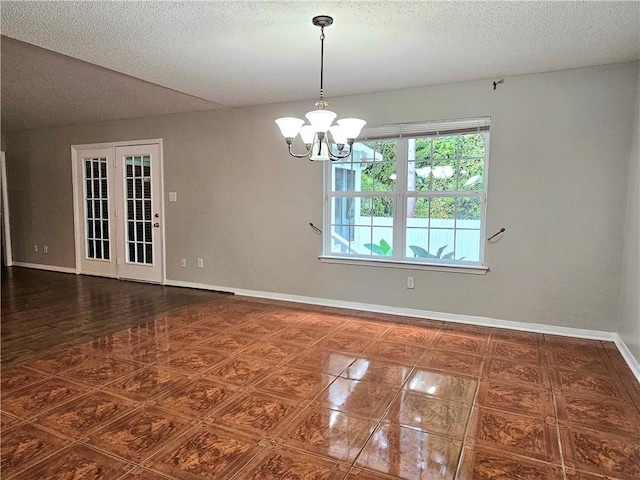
left=275, top=15, right=366, bottom=161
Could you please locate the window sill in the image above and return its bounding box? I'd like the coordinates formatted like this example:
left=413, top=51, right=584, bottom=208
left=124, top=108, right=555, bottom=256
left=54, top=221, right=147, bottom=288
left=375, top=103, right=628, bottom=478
left=318, top=256, right=489, bottom=275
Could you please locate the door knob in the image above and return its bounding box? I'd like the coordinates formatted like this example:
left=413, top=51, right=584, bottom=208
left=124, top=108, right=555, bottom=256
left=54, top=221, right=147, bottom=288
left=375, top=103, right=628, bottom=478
left=154, top=213, right=160, bottom=218
left=153, top=223, right=160, bottom=228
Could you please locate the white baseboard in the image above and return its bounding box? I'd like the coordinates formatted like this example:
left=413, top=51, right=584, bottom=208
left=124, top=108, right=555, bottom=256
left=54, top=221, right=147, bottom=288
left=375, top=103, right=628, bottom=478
left=78, top=271, right=119, bottom=279
left=12, top=262, right=76, bottom=274
left=235, top=287, right=617, bottom=340
left=613, top=334, right=640, bottom=383
left=164, top=279, right=236, bottom=294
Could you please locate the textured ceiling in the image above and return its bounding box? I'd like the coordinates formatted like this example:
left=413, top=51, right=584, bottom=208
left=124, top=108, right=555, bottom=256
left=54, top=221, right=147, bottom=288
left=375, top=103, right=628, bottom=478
left=1, top=1, right=639, bottom=131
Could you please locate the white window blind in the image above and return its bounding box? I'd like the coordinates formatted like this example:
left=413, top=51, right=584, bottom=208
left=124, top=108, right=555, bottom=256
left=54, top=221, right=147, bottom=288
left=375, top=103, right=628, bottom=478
left=360, top=117, right=490, bottom=141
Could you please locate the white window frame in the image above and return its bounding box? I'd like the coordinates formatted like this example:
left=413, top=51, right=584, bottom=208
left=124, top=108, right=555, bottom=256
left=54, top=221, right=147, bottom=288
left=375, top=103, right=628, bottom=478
left=320, top=117, right=490, bottom=274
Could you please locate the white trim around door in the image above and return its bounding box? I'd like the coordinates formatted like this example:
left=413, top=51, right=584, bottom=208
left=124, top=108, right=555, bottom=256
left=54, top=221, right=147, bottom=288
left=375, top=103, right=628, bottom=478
left=0, top=152, right=13, bottom=266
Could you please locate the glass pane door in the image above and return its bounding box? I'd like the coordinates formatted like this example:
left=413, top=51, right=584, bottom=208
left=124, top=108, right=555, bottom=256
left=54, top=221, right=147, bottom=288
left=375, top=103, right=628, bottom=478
left=83, top=157, right=110, bottom=260
left=76, top=147, right=117, bottom=278
left=115, top=143, right=162, bottom=283
left=125, top=155, right=153, bottom=265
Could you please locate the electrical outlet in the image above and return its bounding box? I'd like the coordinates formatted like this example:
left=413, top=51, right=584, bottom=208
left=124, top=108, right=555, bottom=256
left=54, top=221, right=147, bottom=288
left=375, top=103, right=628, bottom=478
left=406, top=276, right=415, bottom=289
left=197, top=258, right=204, bottom=269
left=180, top=258, right=187, bottom=268
left=168, top=192, right=177, bottom=202
left=43, top=245, right=49, bottom=254
left=33, top=244, right=38, bottom=253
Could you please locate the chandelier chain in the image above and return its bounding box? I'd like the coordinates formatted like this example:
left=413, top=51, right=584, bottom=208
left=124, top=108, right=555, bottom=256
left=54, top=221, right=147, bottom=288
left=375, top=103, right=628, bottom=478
left=319, top=26, right=325, bottom=103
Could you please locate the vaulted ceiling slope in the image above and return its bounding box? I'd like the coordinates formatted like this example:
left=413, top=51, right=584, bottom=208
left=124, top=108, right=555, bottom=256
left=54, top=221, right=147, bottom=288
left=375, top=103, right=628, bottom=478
left=2, top=1, right=639, bottom=132
left=1, top=37, right=223, bottom=132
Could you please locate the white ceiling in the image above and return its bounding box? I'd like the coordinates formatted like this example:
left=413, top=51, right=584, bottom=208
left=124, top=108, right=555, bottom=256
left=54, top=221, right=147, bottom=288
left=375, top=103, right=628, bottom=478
left=2, top=1, right=639, bottom=131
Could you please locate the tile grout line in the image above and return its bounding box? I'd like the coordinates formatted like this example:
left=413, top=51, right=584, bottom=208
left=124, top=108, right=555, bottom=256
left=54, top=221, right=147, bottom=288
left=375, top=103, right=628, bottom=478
left=452, top=330, right=490, bottom=479
left=545, top=340, right=569, bottom=480
left=344, top=363, right=417, bottom=477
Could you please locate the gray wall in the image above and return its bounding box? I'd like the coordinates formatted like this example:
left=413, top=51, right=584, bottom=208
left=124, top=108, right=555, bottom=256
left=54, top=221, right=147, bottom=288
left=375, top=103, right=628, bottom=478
left=618, top=63, right=640, bottom=363
left=5, top=62, right=638, bottom=333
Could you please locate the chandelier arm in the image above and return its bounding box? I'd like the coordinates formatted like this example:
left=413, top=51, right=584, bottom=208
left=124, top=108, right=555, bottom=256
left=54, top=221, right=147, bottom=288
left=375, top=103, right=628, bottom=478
left=328, top=145, right=353, bottom=161
left=287, top=143, right=314, bottom=159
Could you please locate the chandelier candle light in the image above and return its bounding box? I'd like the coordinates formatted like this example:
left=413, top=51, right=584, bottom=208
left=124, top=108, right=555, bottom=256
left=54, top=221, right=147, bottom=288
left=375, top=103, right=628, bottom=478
left=275, top=15, right=366, bottom=161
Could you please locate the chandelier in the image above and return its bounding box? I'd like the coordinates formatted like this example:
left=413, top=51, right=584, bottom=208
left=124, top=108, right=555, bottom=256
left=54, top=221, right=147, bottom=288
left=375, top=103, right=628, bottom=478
left=275, top=15, right=366, bottom=161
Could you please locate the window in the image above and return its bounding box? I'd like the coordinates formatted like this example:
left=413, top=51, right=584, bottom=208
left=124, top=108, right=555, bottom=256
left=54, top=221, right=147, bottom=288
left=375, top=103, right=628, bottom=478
left=323, top=117, right=489, bottom=271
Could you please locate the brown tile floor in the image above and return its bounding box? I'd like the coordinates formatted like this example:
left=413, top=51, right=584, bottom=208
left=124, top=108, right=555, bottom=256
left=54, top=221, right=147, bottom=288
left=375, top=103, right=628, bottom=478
left=2, top=271, right=640, bottom=479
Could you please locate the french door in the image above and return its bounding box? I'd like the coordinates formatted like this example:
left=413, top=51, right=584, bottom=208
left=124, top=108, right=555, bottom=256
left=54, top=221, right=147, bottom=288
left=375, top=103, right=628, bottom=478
left=73, top=141, right=163, bottom=283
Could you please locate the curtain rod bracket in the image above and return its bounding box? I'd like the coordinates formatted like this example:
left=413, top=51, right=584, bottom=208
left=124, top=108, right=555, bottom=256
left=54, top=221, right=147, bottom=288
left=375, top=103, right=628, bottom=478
left=487, top=227, right=506, bottom=241
left=309, top=222, right=322, bottom=235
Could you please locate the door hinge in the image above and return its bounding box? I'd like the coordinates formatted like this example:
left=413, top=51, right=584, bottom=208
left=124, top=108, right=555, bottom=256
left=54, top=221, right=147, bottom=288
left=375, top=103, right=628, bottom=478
left=113, top=159, right=117, bottom=168
left=116, top=258, right=120, bottom=266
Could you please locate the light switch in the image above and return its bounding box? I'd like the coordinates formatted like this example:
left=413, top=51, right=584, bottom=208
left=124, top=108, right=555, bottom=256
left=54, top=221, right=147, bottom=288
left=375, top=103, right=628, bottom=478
left=168, top=192, right=177, bottom=202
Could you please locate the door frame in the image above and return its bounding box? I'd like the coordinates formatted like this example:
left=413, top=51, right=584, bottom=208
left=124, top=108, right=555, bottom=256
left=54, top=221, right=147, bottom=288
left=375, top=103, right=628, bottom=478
left=0, top=152, right=13, bottom=266
left=71, top=139, right=165, bottom=283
